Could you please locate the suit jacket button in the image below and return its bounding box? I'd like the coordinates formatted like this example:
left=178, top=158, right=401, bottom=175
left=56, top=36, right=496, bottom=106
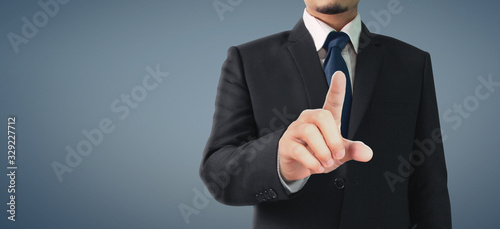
left=334, top=178, right=345, bottom=190
left=268, top=189, right=277, bottom=199
left=256, top=194, right=264, bottom=202
left=259, top=192, right=267, bottom=202
left=263, top=190, right=270, bottom=200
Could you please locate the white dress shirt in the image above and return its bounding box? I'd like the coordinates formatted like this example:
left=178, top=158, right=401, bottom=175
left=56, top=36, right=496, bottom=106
left=278, top=8, right=362, bottom=193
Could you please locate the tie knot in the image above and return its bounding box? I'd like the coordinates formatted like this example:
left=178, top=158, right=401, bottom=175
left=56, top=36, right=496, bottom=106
left=323, top=31, right=350, bottom=51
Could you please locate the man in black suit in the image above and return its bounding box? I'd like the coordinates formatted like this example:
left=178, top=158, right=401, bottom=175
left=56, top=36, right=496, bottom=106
left=200, top=0, right=452, bottom=228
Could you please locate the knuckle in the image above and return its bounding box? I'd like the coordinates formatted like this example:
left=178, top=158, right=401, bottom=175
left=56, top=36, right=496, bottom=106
left=290, top=144, right=303, bottom=159
left=278, top=138, right=288, bottom=150
left=315, top=109, right=330, bottom=120
left=297, top=152, right=311, bottom=164
left=315, top=148, right=328, bottom=159
left=309, top=160, right=322, bottom=171
left=299, top=109, right=312, bottom=118
left=325, top=136, right=344, bottom=151
left=288, top=119, right=299, bottom=127
left=280, top=130, right=291, bottom=141
left=285, top=122, right=300, bottom=136
left=326, top=98, right=341, bottom=109
left=330, top=136, right=343, bottom=146
left=329, top=142, right=345, bottom=154
left=301, top=124, right=316, bottom=136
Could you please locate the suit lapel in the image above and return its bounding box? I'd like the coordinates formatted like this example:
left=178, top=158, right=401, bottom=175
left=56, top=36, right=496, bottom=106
left=348, top=24, right=384, bottom=139
left=285, top=19, right=384, bottom=139
left=286, top=19, right=329, bottom=109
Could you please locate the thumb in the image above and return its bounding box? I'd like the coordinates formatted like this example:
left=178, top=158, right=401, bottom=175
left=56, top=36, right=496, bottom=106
left=340, top=139, right=373, bottom=163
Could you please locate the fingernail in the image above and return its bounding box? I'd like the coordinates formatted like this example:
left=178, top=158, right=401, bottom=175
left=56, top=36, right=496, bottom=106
left=317, top=167, right=325, bottom=173
left=335, top=149, right=345, bottom=159
left=326, top=159, right=334, bottom=167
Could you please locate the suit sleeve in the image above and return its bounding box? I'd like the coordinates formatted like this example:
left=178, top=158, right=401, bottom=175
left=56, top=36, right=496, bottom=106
left=200, top=46, right=292, bottom=206
left=408, top=52, right=452, bottom=228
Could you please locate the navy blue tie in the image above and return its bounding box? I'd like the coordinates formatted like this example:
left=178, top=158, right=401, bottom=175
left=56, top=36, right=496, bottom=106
left=323, top=31, right=352, bottom=138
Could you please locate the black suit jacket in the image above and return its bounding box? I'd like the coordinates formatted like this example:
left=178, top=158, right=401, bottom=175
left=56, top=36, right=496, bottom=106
left=200, top=18, right=451, bottom=229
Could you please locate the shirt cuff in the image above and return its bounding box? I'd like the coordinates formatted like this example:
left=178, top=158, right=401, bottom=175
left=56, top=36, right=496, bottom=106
left=277, top=153, right=309, bottom=193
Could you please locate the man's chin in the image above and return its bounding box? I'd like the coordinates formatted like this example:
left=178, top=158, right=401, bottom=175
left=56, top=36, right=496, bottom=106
left=316, top=3, right=349, bottom=15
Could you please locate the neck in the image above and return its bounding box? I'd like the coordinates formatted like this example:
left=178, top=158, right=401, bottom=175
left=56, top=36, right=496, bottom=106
left=305, top=6, right=358, bottom=31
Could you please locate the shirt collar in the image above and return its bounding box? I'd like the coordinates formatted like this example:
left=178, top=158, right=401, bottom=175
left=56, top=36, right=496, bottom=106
left=302, top=8, right=361, bottom=53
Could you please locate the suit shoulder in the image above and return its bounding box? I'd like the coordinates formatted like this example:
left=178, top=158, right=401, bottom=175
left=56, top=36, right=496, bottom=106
left=375, top=34, right=428, bottom=56
left=234, top=30, right=291, bottom=53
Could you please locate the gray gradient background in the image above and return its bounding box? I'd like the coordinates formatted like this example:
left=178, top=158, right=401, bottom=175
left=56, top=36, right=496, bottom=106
left=1, top=0, right=499, bottom=228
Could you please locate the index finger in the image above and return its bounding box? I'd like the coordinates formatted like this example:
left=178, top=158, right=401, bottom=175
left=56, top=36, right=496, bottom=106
left=322, top=71, right=346, bottom=125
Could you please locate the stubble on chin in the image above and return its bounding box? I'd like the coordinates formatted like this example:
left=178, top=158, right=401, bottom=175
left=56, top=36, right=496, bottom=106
left=315, top=3, right=349, bottom=15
